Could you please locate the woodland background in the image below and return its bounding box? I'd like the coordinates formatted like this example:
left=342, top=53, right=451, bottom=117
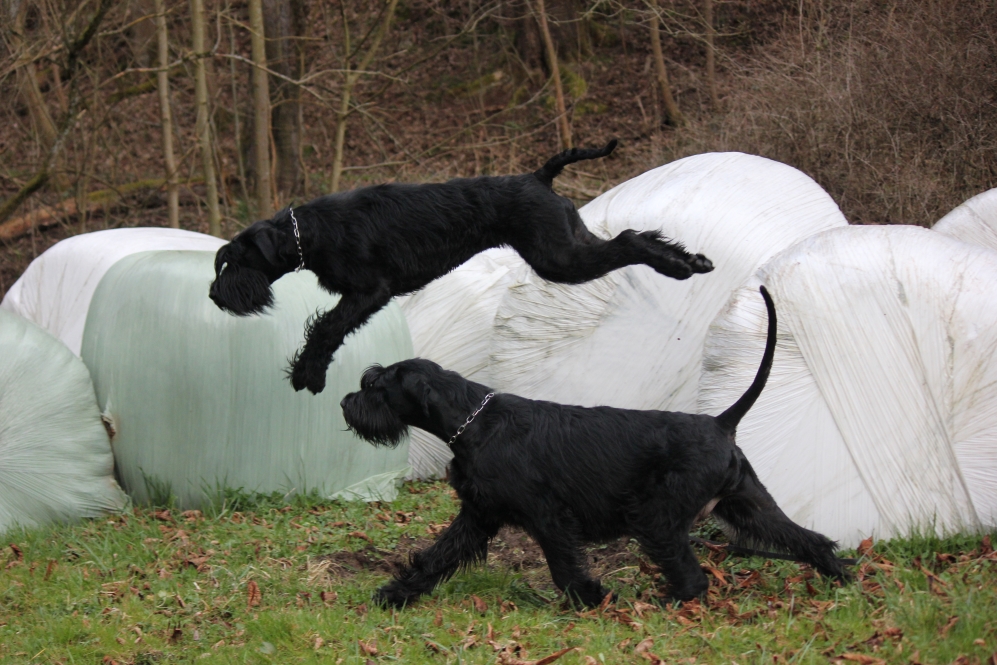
left=0, top=0, right=995, bottom=296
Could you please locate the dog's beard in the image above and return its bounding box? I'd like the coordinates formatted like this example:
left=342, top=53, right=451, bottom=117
left=342, top=392, right=409, bottom=447
left=209, top=264, right=275, bottom=316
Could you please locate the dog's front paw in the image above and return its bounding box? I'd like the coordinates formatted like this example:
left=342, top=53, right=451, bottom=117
left=689, top=253, right=714, bottom=274
left=289, top=354, right=329, bottom=394
left=373, top=583, right=419, bottom=610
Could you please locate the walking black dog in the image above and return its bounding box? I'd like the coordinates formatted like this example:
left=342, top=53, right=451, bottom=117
left=209, top=140, right=713, bottom=394
left=340, top=287, right=849, bottom=608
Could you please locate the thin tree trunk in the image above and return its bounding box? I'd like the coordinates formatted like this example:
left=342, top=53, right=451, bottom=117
left=191, top=0, right=222, bottom=235
left=330, top=0, right=398, bottom=192
left=155, top=0, right=179, bottom=228
left=534, top=0, right=572, bottom=149
left=263, top=0, right=305, bottom=199
left=248, top=0, right=273, bottom=217
left=704, top=0, right=719, bottom=109
left=648, top=0, right=684, bottom=127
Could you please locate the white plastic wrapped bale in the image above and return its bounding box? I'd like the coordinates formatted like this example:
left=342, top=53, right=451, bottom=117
left=933, top=188, right=997, bottom=251
left=79, top=250, right=413, bottom=508
left=699, top=225, right=997, bottom=547
left=397, top=248, right=528, bottom=478
left=0, top=309, right=128, bottom=533
left=0, top=227, right=225, bottom=355
left=488, top=152, right=847, bottom=411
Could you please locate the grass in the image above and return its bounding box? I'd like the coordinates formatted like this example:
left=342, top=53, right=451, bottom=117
left=1, top=482, right=996, bottom=665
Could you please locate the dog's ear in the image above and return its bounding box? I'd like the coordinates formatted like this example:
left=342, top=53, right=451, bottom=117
left=248, top=224, right=283, bottom=265
left=420, top=384, right=433, bottom=419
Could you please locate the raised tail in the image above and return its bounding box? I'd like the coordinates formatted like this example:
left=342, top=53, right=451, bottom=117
left=715, top=286, right=777, bottom=432
left=533, top=139, right=618, bottom=188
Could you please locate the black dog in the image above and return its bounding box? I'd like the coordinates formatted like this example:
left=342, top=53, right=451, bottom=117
left=209, top=140, right=714, bottom=394
left=340, top=287, right=849, bottom=608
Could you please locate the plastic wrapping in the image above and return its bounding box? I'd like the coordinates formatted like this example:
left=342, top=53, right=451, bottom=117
left=700, top=226, right=997, bottom=547
left=0, top=309, right=127, bottom=533
left=80, top=250, right=413, bottom=508
left=398, top=248, right=527, bottom=478
left=1, top=227, right=225, bottom=355
left=488, top=152, right=848, bottom=412
left=933, top=188, right=997, bottom=251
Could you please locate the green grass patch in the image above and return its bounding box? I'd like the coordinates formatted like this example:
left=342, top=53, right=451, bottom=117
left=1, top=482, right=995, bottom=664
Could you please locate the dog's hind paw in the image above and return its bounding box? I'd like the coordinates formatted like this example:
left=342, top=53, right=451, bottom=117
left=689, top=253, right=714, bottom=274
left=373, top=584, right=418, bottom=609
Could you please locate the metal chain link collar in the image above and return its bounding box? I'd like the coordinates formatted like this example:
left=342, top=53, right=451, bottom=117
left=289, top=206, right=305, bottom=272
left=447, top=392, right=495, bottom=448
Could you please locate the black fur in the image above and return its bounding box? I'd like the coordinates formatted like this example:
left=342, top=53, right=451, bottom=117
left=209, top=139, right=714, bottom=394
left=340, top=287, right=850, bottom=609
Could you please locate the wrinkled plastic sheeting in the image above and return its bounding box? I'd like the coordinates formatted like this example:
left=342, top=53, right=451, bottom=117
left=933, top=188, right=997, bottom=251
left=488, top=152, right=847, bottom=411
left=81, top=251, right=413, bottom=508
left=699, top=226, right=997, bottom=547
left=1, top=227, right=225, bottom=356
left=0, top=309, right=127, bottom=533
left=398, top=248, right=528, bottom=478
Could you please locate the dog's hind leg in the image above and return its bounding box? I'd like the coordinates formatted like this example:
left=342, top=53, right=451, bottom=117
left=290, top=285, right=393, bottom=394
left=634, top=522, right=710, bottom=602
left=374, top=509, right=497, bottom=609
left=516, top=228, right=712, bottom=284
left=712, top=461, right=850, bottom=582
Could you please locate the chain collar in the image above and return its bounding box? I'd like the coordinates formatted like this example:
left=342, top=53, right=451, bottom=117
left=446, top=392, right=495, bottom=448
left=289, top=206, right=305, bottom=272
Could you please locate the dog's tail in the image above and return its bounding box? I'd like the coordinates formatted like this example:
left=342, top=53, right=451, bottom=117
left=715, top=286, right=777, bottom=433
left=533, top=139, right=618, bottom=188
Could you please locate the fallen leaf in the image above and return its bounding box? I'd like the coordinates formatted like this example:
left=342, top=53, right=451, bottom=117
left=939, top=615, right=959, bottom=637
left=9, top=544, right=23, bottom=560
left=44, top=560, right=56, bottom=581
left=535, top=646, right=577, bottom=665
left=247, top=580, right=262, bottom=608
left=599, top=592, right=614, bottom=611
left=433, top=609, right=443, bottom=627
left=836, top=653, right=885, bottom=665
left=168, top=628, right=182, bottom=644
left=348, top=531, right=373, bottom=543
left=472, top=595, right=488, bottom=613
left=857, top=537, right=874, bottom=556
left=358, top=639, right=378, bottom=656
left=313, top=636, right=325, bottom=650
left=635, top=638, right=655, bottom=653
left=320, top=590, right=337, bottom=605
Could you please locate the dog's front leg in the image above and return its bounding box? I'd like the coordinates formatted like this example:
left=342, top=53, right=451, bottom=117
left=290, top=286, right=392, bottom=394
left=374, top=509, right=495, bottom=609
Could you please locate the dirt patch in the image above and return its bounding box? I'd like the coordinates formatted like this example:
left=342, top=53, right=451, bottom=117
left=316, top=527, right=648, bottom=584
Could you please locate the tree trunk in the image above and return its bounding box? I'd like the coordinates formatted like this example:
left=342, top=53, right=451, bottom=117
left=248, top=0, right=273, bottom=218
left=534, top=0, right=572, bottom=149
left=705, top=0, right=719, bottom=109
left=263, top=0, right=305, bottom=200
left=648, top=0, right=684, bottom=127
left=330, top=0, right=398, bottom=193
left=190, top=0, right=222, bottom=235
left=154, top=0, right=179, bottom=228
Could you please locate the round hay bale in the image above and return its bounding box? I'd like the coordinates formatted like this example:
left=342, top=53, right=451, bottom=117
left=700, top=226, right=997, bottom=547
left=488, top=152, right=847, bottom=411
left=933, top=188, right=997, bottom=251
left=80, top=250, right=413, bottom=508
left=0, top=309, right=127, bottom=533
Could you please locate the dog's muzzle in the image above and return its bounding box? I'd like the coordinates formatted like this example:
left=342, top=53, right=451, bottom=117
left=341, top=389, right=408, bottom=448
left=209, top=263, right=275, bottom=316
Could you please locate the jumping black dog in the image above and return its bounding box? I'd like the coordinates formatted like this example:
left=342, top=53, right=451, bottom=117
left=209, top=140, right=714, bottom=394
left=340, top=287, right=849, bottom=608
